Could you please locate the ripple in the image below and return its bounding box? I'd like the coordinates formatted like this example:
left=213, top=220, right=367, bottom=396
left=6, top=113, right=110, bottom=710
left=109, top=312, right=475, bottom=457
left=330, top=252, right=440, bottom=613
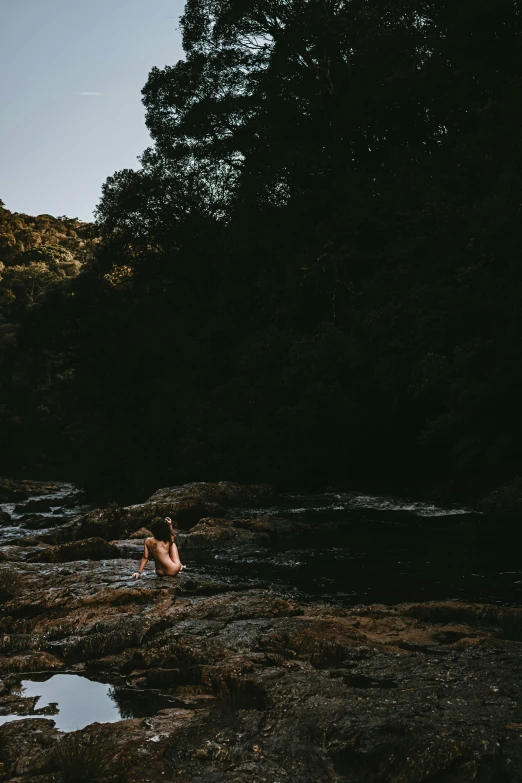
left=235, top=491, right=475, bottom=519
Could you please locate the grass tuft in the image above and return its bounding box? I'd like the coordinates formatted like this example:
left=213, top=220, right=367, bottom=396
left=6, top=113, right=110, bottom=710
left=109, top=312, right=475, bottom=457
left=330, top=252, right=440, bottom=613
left=54, top=733, right=106, bottom=783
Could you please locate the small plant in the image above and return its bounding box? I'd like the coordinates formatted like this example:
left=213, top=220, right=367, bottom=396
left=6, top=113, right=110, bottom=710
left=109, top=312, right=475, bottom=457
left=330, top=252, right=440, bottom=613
left=53, top=733, right=107, bottom=783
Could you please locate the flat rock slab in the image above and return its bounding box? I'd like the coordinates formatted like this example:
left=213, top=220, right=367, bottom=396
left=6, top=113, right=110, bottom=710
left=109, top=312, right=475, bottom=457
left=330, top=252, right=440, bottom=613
left=26, top=537, right=120, bottom=563
left=0, top=481, right=520, bottom=782
left=0, top=552, right=521, bottom=782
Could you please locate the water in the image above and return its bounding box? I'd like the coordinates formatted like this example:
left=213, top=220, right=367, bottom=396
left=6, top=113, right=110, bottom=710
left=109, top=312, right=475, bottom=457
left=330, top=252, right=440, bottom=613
left=0, top=481, right=90, bottom=544
left=0, top=674, right=177, bottom=732
left=195, top=492, right=522, bottom=607
left=2, top=483, right=522, bottom=607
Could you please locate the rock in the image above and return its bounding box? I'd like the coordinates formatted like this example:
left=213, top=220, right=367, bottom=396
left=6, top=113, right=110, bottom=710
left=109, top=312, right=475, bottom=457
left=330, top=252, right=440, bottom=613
left=129, top=527, right=153, bottom=539
left=14, top=498, right=55, bottom=514
left=113, top=539, right=145, bottom=559
left=64, top=498, right=226, bottom=543
left=1, top=550, right=522, bottom=782
left=2, top=481, right=522, bottom=782
left=0, top=719, right=60, bottom=779
left=479, top=475, right=522, bottom=513
left=18, top=514, right=52, bottom=530
left=26, top=537, right=120, bottom=563
left=38, top=483, right=277, bottom=547
left=0, top=478, right=73, bottom=505
left=61, top=490, right=86, bottom=508
left=147, top=480, right=277, bottom=508
left=0, top=511, right=12, bottom=526
left=180, top=515, right=307, bottom=552
left=0, top=547, right=28, bottom=564
left=0, top=478, right=31, bottom=502
left=402, top=600, right=522, bottom=641
left=39, top=519, right=78, bottom=545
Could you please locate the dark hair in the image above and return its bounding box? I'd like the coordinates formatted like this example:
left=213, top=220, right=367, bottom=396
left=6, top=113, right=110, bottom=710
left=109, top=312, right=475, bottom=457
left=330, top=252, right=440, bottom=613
left=150, top=517, right=172, bottom=543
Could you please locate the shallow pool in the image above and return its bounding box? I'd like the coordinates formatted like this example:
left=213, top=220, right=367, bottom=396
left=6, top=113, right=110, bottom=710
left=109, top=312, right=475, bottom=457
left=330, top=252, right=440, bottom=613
left=0, top=673, right=174, bottom=732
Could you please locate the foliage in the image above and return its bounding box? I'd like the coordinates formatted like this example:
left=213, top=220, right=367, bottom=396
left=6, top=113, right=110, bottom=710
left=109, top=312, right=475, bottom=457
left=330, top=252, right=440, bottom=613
left=2, top=0, right=522, bottom=494
left=0, top=203, right=97, bottom=324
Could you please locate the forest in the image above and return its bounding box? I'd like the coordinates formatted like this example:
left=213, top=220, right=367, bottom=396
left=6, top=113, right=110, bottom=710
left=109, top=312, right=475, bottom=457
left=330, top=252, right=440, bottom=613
left=1, top=0, right=522, bottom=498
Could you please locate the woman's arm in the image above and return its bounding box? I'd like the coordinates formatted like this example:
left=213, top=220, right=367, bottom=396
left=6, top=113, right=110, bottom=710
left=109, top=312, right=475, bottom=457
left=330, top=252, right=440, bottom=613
left=132, top=541, right=149, bottom=579
left=169, top=541, right=184, bottom=570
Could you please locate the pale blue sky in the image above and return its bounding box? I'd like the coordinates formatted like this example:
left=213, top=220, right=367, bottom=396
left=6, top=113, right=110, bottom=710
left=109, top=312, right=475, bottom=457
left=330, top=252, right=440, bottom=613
left=0, top=0, right=184, bottom=221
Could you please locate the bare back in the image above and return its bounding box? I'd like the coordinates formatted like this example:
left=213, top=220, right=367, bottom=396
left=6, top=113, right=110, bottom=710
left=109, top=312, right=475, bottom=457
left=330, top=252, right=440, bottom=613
left=145, top=536, right=182, bottom=576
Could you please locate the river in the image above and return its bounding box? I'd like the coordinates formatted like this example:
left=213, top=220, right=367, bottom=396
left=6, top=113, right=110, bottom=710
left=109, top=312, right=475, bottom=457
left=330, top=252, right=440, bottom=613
left=1, top=484, right=521, bottom=607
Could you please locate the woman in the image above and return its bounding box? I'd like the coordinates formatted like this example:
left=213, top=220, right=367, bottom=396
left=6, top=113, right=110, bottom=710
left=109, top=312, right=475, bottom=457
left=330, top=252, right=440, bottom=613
left=132, top=516, right=184, bottom=578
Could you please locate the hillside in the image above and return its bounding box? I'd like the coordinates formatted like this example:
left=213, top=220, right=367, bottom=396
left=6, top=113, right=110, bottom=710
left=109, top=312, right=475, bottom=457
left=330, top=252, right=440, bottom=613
left=0, top=202, right=98, bottom=473
left=0, top=201, right=96, bottom=319
left=2, top=0, right=522, bottom=498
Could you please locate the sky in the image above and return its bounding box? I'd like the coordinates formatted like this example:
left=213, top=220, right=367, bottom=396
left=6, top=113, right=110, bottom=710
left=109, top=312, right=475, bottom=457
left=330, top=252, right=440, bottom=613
left=0, top=0, right=185, bottom=221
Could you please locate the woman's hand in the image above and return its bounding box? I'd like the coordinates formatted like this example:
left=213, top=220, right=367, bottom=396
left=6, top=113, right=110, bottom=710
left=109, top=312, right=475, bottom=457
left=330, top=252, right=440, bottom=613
left=132, top=572, right=141, bottom=579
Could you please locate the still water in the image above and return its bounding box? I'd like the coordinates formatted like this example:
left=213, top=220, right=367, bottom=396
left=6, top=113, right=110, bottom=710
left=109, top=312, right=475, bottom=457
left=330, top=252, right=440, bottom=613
left=193, top=492, right=522, bottom=607
left=0, top=674, right=175, bottom=732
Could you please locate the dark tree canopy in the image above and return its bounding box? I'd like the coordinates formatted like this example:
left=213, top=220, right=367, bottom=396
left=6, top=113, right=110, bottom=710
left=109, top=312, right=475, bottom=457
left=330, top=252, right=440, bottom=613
left=2, top=0, right=522, bottom=497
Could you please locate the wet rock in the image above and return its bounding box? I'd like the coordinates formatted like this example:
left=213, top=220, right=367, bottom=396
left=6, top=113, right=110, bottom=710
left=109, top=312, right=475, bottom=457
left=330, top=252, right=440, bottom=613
left=0, top=719, right=60, bottom=779
left=180, top=515, right=307, bottom=552
left=129, top=527, right=153, bottom=539
left=0, top=511, right=11, bottom=526
left=479, top=475, right=522, bottom=513
left=402, top=600, right=522, bottom=641
left=0, top=652, right=63, bottom=675
left=0, top=546, right=30, bottom=563
left=61, top=490, right=86, bottom=508
left=39, top=519, right=78, bottom=545
left=2, top=482, right=522, bottom=782
left=147, top=480, right=277, bottom=508
left=18, top=514, right=53, bottom=530
left=0, top=478, right=58, bottom=502
left=0, top=559, right=521, bottom=781
left=14, top=498, right=55, bottom=514
left=64, top=498, right=226, bottom=543
left=114, top=539, right=145, bottom=560
left=38, top=482, right=278, bottom=547
left=26, top=537, right=120, bottom=563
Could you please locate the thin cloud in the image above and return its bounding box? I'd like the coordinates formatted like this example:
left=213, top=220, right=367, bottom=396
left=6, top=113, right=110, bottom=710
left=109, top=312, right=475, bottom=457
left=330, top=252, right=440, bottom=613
left=78, top=91, right=103, bottom=96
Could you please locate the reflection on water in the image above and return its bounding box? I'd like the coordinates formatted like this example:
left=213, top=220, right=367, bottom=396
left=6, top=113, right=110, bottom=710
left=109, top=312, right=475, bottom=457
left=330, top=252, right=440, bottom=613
left=0, top=674, right=176, bottom=732
left=1, top=674, right=120, bottom=732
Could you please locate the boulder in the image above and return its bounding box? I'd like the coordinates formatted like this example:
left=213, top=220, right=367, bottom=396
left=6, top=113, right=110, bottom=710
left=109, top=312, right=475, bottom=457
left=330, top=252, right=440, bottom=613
left=3, top=479, right=522, bottom=783
left=147, top=481, right=277, bottom=508
left=0, top=511, right=12, bottom=526
left=479, top=475, right=522, bottom=513
left=1, top=562, right=521, bottom=783
left=19, top=514, right=53, bottom=530
left=68, top=498, right=226, bottom=542
left=14, top=498, right=55, bottom=514
left=0, top=719, right=60, bottom=780
left=38, top=483, right=276, bottom=546
left=180, top=515, right=307, bottom=552
left=129, top=527, right=153, bottom=539
left=27, top=537, right=120, bottom=563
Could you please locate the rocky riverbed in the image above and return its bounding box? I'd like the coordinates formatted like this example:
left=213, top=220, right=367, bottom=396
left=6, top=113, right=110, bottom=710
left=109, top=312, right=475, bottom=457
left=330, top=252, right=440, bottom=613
left=1, top=480, right=522, bottom=782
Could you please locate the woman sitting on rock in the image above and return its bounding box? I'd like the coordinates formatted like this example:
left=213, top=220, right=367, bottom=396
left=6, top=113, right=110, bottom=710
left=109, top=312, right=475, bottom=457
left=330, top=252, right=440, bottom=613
left=132, top=517, right=184, bottom=578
